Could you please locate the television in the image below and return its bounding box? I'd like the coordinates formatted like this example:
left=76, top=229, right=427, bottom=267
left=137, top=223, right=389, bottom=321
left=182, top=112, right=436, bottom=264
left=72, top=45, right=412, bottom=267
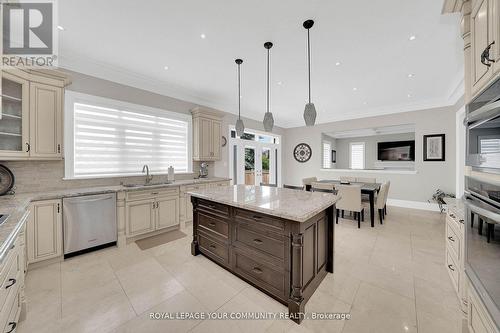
left=377, top=140, right=415, bottom=161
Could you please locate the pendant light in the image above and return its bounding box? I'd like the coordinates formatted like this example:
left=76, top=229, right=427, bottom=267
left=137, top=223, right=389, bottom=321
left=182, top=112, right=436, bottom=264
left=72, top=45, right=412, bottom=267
left=263, top=42, right=274, bottom=132
left=235, top=59, right=245, bottom=137
left=303, top=19, right=317, bottom=126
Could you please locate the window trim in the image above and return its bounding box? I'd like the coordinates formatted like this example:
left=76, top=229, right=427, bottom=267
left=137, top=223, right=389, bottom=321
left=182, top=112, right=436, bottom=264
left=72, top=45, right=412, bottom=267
left=64, top=90, right=193, bottom=179
left=349, top=142, right=365, bottom=169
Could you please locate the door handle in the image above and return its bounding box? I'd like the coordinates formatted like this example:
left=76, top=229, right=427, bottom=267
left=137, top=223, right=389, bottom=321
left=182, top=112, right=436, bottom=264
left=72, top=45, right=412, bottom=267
left=25, top=142, right=30, bottom=152
left=5, top=322, right=16, bottom=333
left=5, top=278, right=16, bottom=289
left=481, top=41, right=496, bottom=67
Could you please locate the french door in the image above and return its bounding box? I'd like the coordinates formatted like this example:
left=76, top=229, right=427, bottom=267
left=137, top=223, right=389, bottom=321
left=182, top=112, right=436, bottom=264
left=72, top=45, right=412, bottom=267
left=229, top=136, right=280, bottom=186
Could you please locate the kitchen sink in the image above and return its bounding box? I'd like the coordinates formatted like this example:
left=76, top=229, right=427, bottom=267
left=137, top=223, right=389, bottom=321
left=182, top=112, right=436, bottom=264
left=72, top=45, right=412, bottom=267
left=123, top=182, right=173, bottom=188
left=0, top=214, right=9, bottom=225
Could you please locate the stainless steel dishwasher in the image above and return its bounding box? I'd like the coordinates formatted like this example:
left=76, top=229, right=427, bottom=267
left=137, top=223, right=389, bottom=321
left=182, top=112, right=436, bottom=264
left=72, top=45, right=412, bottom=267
left=63, top=193, right=117, bottom=257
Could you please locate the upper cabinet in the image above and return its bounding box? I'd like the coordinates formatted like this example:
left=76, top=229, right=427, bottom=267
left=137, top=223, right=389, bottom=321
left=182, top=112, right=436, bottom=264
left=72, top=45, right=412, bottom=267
left=0, top=69, right=69, bottom=160
left=471, top=0, right=493, bottom=96
left=191, top=107, right=223, bottom=161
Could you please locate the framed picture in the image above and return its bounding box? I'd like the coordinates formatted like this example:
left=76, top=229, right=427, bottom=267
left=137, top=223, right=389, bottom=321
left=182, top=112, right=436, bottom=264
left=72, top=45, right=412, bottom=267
left=423, top=134, right=445, bottom=161
left=331, top=150, right=336, bottom=163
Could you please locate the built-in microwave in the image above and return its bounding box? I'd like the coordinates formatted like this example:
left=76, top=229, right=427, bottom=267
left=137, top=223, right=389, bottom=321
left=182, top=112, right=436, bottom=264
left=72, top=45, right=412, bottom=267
left=466, top=78, right=500, bottom=172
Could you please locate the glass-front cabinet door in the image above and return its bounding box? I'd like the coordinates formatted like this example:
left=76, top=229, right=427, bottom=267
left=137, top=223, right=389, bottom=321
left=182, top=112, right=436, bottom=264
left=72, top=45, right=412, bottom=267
left=0, top=71, right=29, bottom=157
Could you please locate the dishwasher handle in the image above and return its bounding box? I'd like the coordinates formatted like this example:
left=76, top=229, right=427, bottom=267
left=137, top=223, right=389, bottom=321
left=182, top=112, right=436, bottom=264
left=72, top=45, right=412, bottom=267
left=64, top=194, right=116, bottom=204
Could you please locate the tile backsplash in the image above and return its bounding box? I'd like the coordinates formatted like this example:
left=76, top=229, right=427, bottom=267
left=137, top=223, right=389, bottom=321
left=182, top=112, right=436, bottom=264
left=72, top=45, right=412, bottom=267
left=1, top=160, right=210, bottom=194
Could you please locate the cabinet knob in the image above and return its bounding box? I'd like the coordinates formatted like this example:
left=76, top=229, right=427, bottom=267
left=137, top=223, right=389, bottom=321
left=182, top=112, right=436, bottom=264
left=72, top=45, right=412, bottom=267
left=481, top=41, right=496, bottom=67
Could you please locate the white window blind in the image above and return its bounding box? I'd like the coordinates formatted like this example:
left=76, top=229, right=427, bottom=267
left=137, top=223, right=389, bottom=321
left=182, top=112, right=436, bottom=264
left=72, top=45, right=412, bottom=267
left=480, top=138, right=500, bottom=154
left=64, top=91, right=192, bottom=179
left=350, top=142, right=365, bottom=169
left=323, top=142, right=331, bottom=168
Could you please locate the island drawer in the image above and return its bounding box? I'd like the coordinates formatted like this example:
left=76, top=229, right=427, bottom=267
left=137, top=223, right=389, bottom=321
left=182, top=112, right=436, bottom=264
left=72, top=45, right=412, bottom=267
left=234, top=224, right=285, bottom=260
left=198, top=231, right=229, bottom=266
left=198, top=211, right=229, bottom=239
left=197, top=199, right=230, bottom=217
left=232, top=249, right=286, bottom=301
left=234, top=209, right=285, bottom=235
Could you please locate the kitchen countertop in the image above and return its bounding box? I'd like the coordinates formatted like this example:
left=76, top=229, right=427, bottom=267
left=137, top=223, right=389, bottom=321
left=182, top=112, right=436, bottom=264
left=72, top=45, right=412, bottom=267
left=0, top=177, right=230, bottom=265
left=188, top=185, right=340, bottom=222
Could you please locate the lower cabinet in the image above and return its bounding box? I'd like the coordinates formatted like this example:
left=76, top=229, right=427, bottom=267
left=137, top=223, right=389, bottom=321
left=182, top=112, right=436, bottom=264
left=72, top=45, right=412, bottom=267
left=0, top=222, right=27, bottom=332
left=27, top=199, right=63, bottom=264
left=180, top=181, right=230, bottom=224
left=468, top=278, right=500, bottom=333
left=125, top=190, right=179, bottom=237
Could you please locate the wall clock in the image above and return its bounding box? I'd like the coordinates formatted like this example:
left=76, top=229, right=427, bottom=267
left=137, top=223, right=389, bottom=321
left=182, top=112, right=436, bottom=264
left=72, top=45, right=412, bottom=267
left=293, top=143, right=312, bottom=163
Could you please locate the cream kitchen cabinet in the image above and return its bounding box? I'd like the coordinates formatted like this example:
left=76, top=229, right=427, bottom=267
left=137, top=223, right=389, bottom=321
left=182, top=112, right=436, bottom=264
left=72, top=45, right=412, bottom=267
left=493, top=0, right=500, bottom=75
left=125, top=188, right=180, bottom=237
left=191, top=107, right=223, bottom=161
left=470, top=0, right=495, bottom=96
left=0, top=69, right=69, bottom=161
left=27, top=199, right=63, bottom=264
left=29, top=82, right=63, bottom=158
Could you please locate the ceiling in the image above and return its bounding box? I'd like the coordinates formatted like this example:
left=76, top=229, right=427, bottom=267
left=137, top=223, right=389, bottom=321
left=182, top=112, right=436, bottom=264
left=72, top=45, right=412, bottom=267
left=58, top=0, right=463, bottom=128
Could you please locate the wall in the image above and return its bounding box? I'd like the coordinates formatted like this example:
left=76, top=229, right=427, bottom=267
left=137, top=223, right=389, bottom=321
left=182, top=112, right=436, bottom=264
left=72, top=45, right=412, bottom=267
left=333, top=132, right=415, bottom=169
left=283, top=102, right=461, bottom=203
left=1, top=69, right=285, bottom=193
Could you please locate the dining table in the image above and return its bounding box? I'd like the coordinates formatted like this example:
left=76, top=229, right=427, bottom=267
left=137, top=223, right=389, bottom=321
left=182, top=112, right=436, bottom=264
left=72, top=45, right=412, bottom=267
left=310, top=180, right=381, bottom=227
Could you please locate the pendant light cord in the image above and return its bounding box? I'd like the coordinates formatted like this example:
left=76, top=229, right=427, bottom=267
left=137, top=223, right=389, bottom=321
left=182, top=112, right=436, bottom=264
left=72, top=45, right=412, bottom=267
left=238, top=63, right=241, bottom=120
left=307, top=28, right=311, bottom=104
left=267, top=47, right=270, bottom=114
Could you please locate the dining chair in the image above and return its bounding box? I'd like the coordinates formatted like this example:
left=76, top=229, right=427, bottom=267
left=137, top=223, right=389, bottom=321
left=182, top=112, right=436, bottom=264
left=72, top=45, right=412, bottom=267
left=283, top=184, right=304, bottom=190
left=363, top=182, right=388, bottom=224
left=383, top=181, right=390, bottom=216
left=311, top=182, right=336, bottom=193
left=339, top=176, right=356, bottom=183
left=336, top=185, right=364, bottom=228
left=356, top=177, right=376, bottom=183
left=302, top=177, right=318, bottom=191
left=260, top=183, right=277, bottom=187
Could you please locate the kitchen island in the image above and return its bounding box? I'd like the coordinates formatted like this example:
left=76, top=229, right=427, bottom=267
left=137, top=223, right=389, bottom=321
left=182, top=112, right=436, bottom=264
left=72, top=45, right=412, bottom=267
left=188, top=185, right=339, bottom=323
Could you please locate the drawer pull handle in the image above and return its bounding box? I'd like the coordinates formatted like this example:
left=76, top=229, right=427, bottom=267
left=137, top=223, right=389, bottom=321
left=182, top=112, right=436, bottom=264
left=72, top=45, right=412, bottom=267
left=151, top=192, right=159, bottom=195
left=6, top=322, right=16, bottom=333
left=5, top=278, right=16, bottom=289
left=209, top=244, right=216, bottom=249
left=208, top=222, right=216, bottom=227
left=253, top=239, right=263, bottom=245
left=447, top=236, right=455, bottom=242
left=252, top=267, right=263, bottom=274
left=459, top=219, right=464, bottom=224
left=252, top=215, right=263, bottom=220
left=447, top=264, right=455, bottom=272
left=449, top=214, right=455, bottom=218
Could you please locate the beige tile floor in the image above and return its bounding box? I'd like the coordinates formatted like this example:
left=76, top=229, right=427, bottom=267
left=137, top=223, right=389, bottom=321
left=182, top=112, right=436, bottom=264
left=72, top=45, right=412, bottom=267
left=18, top=206, right=465, bottom=333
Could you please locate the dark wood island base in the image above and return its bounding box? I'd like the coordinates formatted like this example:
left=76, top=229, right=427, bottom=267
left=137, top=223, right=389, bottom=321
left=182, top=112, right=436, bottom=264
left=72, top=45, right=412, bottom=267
left=190, top=196, right=335, bottom=324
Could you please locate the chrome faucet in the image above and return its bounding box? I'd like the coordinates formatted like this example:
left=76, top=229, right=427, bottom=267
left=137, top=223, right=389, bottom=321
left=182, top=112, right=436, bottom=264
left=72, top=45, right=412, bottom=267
left=142, top=165, right=153, bottom=184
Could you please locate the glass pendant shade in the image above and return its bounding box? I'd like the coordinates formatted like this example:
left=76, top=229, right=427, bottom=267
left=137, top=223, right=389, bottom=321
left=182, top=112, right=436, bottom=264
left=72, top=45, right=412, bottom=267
left=263, top=112, right=274, bottom=132
left=235, top=118, right=245, bottom=137
left=303, top=102, right=316, bottom=126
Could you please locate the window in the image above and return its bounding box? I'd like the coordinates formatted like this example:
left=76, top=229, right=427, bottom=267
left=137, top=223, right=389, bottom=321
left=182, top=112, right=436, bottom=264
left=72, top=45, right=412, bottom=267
left=64, top=91, right=192, bottom=179
left=350, top=142, right=365, bottom=169
left=322, top=142, right=331, bottom=168
left=479, top=137, right=500, bottom=154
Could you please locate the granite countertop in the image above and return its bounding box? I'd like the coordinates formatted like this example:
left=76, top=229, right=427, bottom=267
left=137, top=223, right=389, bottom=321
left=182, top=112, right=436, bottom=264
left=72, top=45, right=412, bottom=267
left=0, top=177, right=231, bottom=264
left=188, top=185, right=340, bottom=222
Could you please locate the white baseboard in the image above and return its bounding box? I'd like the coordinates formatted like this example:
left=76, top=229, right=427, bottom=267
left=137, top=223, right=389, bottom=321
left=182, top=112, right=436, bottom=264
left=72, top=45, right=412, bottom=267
left=386, top=199, right=441, bottom=212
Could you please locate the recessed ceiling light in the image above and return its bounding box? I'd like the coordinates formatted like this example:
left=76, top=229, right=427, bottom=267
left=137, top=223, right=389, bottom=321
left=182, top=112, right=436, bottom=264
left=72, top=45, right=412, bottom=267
left=200, top=33, right=206, bottom=39
left=335, top=61, right=341, bottom=66
left=409, top=35, right=416, bottom=41
left=363, top=101, right=368, bottom=105
left=407, top=93, right=412, bottom=98
left=163, top=66, right=169, bottom=70
left=407, top=73, right=415, bottom=78
left=57, top=25, right=65, bottom=31
left=353, top=87, right=358, bottom=91
left=277, top=81, right=283, bottom=85
left=240, top=95, right=242, bottom=99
